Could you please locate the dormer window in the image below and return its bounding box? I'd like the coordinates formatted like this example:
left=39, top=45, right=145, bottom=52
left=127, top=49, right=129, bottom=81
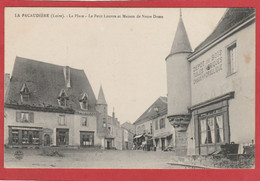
left=79, top=92, right=88, bottom=110
left=20, top=83, right=30, bottom=103
left=58, top=89, right=69, bottom=107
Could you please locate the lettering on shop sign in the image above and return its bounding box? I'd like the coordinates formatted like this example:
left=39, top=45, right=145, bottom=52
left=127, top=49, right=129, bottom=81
left=192, top=49, right=223, bottom=84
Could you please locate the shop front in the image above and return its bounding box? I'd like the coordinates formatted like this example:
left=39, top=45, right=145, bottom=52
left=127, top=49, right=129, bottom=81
left=153, top=132, right=174, bottom=151
left=56, top=128, right=69, bottom=146
left=80, top=131, right=94, bottom=147
left=191, top=92, right=233, bottom=155
left=133, top=134, right=145, bottom=150
left=8, top=126, right=43, bottom=146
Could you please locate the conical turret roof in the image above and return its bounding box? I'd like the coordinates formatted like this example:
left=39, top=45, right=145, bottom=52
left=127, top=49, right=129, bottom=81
left=96, top=85, right=107, bottom=105
left=167, top=13, right=192, bottom=58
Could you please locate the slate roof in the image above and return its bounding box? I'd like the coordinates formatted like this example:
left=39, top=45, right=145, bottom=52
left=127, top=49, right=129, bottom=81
left=192, top=8, right=255, bottom=55
left=96, top=86, right=107, bottom=105
left=134, top=97, right=167, bottom=125
left=167, top=15, right=192, bottom=59
left=6, top=56, right=97, bottom=112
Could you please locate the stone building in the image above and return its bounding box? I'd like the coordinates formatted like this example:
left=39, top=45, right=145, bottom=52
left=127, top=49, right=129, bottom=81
left=95, top=87, right=123, bottom=150
left=121, top=122, right=135, bottom=150
left=4, top=57, right=99, bottom=147
left=152, top=97, right=175, bottom=151
left=106, top=111, right=123, bottom=150
left=4, top=57, right=124, bottom=149
left=133, top=97, right=175, bottom=151
left=166, top=8, right=255, bottom=156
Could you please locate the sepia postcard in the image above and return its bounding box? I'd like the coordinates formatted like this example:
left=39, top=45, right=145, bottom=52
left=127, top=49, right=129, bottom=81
left=3, top=6, right=256, bottom=171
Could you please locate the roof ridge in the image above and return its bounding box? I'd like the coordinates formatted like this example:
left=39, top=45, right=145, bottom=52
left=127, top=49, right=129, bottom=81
left=15, top=56, right=84, bottom=72
left=194, top=8, right=228, bottom=52
left=192, top=8, right=255, bottom=54
left=134, top=96, right=168, bottom=124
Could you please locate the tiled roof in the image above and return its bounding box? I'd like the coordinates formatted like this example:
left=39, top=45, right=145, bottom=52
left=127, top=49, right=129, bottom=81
left=6, top=56, right=97, bottom=112
left=193, top=8, right=255, bottom=54
left=134, top=97, right=167, bottom=125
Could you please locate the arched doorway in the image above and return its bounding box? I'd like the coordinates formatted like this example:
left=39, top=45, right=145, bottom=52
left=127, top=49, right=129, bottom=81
left=44, top=134, right=50, bottom=146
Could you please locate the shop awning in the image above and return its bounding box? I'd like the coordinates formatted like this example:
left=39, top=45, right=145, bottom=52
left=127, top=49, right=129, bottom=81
left=134, top=134, right=143, bottom=139
left=154, top=133, right=173, bottom=139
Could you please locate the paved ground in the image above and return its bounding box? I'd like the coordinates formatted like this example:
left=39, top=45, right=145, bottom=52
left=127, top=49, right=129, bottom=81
left=4, top=147, right=181, bottom=169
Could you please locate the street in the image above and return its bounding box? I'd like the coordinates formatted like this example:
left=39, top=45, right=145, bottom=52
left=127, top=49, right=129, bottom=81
left=4, top=147, right=181, bottom=169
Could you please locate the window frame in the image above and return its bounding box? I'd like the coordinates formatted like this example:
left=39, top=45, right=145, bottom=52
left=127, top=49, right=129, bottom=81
left=16, top=111, right=34, bottom=123
left=227, top=41, right=237, bottom=76
left=58, top=115, right=66, bottom=126
left=81, top=117, right=88, bottom=127
left=155, top=120, right=158, bottom=130
left=159, top=118, right=165, bottom=129
left=11, top=129, right=19, bottom=145
left=199, top=113, right=225, bottom=146
left=58, top=89, right=68, bottom=107
left=79, top=93, right=88, bottom=110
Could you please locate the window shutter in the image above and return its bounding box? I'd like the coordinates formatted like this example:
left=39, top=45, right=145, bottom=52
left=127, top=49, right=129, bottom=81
left=65, top=131, right=69, bottom=145
left=16, top=111, right=21, bottom=122
left=9, top=127, right=12, bottom=145
left=81, top=117, right=84, bottom=126
left=29, top=112, right=34, bottom=123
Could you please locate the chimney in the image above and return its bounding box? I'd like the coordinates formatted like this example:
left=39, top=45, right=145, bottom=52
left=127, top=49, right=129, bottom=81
left=63, top=66, right=71, bottom=88
left=112, top=107, right=115, bottom=120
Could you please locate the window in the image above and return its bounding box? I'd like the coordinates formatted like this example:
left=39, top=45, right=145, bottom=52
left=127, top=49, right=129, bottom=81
left=21, top=94, right=29, bottom=102
left=21, top=112, right=29, bottom=122
left=103, top=118, right=107, bottom=128
left=142, top=125, right=145, bottom=133
left=159, top=118, right=165, bottom=129
left=81, top=133, right=94, bottom=146
left=81, top=101, right=88, bottom=110
left=58, top=89, right=68, bottom=107
left=22, top=130, right=29, bottom=144
left=199, top=114, right=224, bottom=145
left=20, top=83, right=30, bottom=103
left=81, top=117, right=88, bottom=127
left=79, top=93, right=88, bottom=110
left=12, top=130, right=19, bottom=144
left=155, top=120, right=159, bottom=130
left=16, top=112, right=34, bottom=123
left=32, top=131, right=40, bottom=145
left=59, top=115, right=66, bottom=126
left=227, top=43, right=237, bottom=75
left=108, top=126, right=113, bottom=135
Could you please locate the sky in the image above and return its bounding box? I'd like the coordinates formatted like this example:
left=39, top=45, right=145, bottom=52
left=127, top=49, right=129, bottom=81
left=5, top=7, right=227, bottom=124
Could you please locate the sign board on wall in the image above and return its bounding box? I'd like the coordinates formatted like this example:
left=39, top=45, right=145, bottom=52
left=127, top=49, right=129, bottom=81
left=192, top=49, right=223, bottom=84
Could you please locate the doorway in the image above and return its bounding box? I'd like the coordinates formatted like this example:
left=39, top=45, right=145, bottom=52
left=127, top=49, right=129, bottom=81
left=161, top=138, right=165, bottom=151
left=44, top=134, right=51, bottom=146
left=56, top=128, right=69, bottom=146
left=107, top=140, right=111, bottom=149
left=106, top=139, right=113, bottom=149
